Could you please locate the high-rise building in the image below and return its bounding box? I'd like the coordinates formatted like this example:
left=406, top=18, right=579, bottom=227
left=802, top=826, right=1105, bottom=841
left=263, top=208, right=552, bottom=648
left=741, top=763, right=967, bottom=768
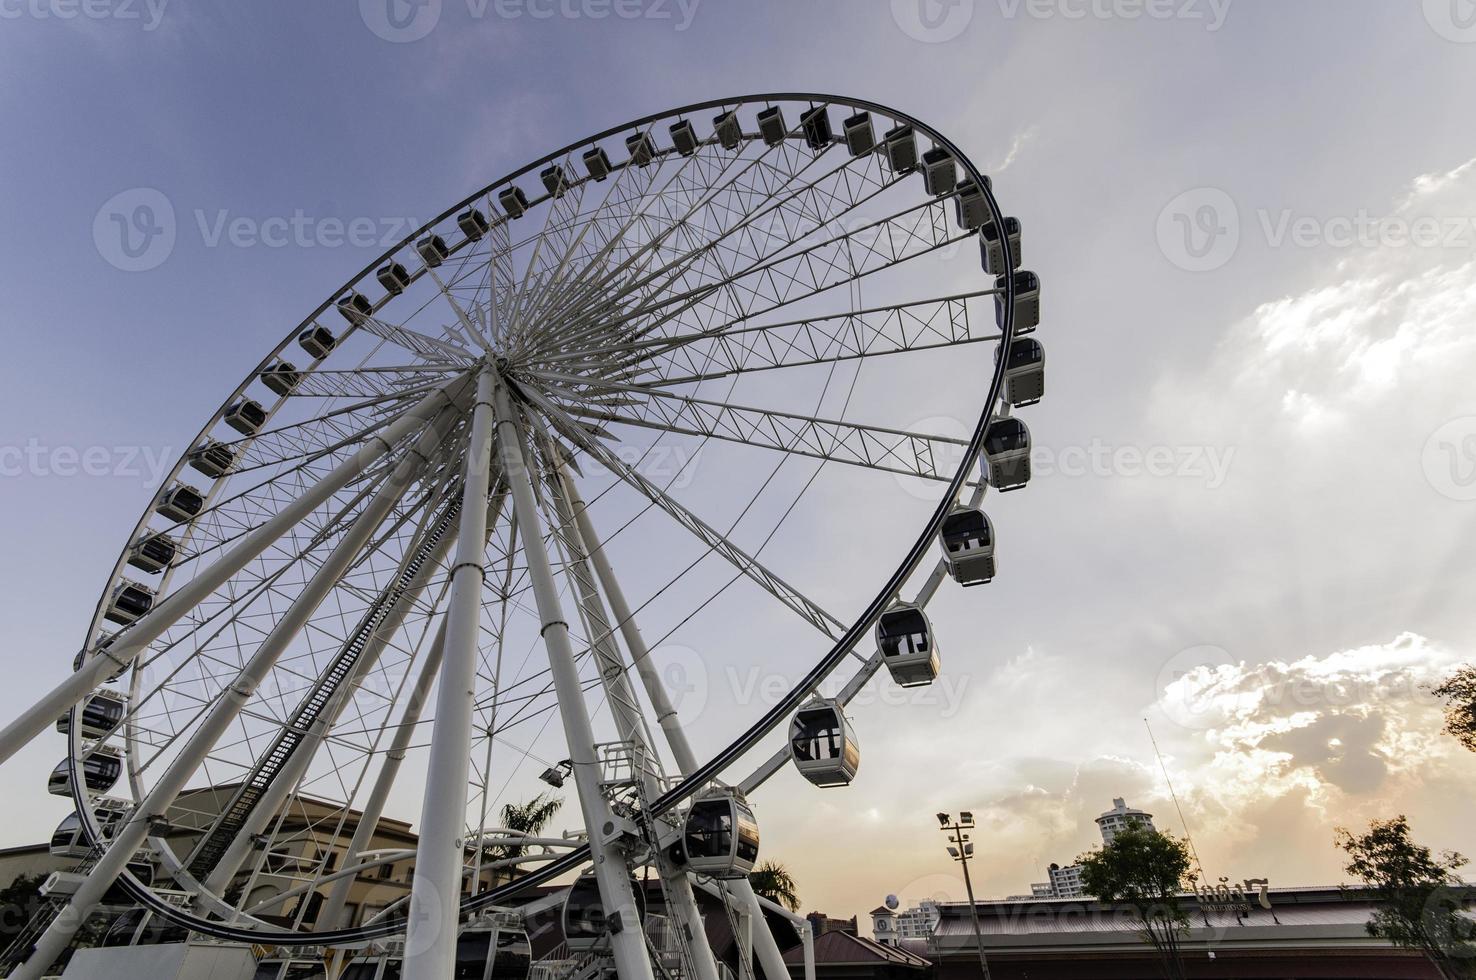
left=1024, top=798, right=1156, bottom=899
left=1095, top=797, right=1155, bottom=845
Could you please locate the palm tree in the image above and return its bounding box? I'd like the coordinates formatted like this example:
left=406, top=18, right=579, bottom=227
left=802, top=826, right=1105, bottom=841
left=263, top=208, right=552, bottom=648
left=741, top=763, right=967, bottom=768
left=749, top=860, right=800, bottom=912
left=486, top=792, right=563, bottom=882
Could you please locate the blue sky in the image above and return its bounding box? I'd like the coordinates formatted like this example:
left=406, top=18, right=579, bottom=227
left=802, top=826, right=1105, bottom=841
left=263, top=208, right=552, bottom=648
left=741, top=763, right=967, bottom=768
left=3, top=0, right=1476, bottom=924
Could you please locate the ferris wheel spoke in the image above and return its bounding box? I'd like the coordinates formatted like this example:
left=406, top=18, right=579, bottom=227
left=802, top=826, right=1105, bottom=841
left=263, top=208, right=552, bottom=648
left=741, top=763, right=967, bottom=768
left=524, top=386, right=843, bottom=640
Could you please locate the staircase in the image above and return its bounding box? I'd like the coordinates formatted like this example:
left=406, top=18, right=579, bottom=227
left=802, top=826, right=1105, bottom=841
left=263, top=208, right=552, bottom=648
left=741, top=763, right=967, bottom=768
left=184, top=499, right=460, bottom=880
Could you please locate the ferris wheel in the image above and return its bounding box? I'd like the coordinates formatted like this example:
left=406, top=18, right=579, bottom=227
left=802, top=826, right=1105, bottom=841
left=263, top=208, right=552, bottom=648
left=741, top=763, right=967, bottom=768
left=0, top=93, right=1041, bottom=980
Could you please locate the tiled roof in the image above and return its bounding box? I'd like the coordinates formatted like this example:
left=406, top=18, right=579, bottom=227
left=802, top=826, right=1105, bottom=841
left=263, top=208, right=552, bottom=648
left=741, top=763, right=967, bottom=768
left=782, top=930, right=930, bottom=969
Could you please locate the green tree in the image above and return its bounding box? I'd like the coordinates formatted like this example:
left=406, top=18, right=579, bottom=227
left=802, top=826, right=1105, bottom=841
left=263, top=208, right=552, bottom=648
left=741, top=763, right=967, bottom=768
left=486, top=792, right=563, bottom=882
left=1077, top=822, right=1193, bottom=980
left=749, top=861, right=800, bottom=913
left=1433, top=665, right=1476, bottom=754
left=1335, top=815, right=1475, bottom=979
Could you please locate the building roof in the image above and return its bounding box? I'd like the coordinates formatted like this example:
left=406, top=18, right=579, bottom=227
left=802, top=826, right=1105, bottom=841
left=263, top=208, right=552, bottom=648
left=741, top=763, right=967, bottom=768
left=782, top=930, right=931, bottom=969
left=868, top=905, right=894, bottom=916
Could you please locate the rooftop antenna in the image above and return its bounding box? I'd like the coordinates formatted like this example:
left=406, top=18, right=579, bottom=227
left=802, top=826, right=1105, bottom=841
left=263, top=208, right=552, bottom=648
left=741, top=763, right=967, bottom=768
left=1145, top=717, right=1205, bottom=883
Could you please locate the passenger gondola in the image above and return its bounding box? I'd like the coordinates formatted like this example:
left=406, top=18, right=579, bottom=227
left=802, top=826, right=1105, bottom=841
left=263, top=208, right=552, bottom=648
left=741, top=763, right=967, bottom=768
left=563, top=871, right=646, bottom=951
left=583, top=146, right=612, bottom=181
left=713, top=110, right=742, bottom=151
left=789, top=700, right=860, bottom=788
left=50, top=804, right=125, bottom=859
left=981, top=216, right=1022, bottom=275
left=74, top=633, right=128, bottom=683
left=921, top=148, right=956, bottom=196
left=997, top=338, right=1045, bottom=407
left=624, top=131, right=655, bottom=168
left=757, top=105, right=787, bottom=146
left=681, top=790, right=759, bottom=877
left=939, top=507, right=995, bottom=586
left=458, top=207, right=490, bottom=241
left=499, top=185, right=530, bottom=218
left=261, top=360, right=301, bottom=396
left=337, top=292, right=374, bottom=326
left=105, top=579, right=155, bottom=625
left=127, top=530, right=177, bottom=574
left=884, top=124, right=918, bottom=173
left=56, top=690, right=127, bottom=739
left=953, top=177, right=991, bottom=231
left=47, top=745, right=123, bottom=796
left=456, top=918, right=532, bottom=980
left=377, top=261, right=412, bottom=295
left=300, top=324, right=338, bottom=359
left=983, top=417, right=1031, bottom=491
left=224, top=398, right=267, bottom=435
left=843, top=112, right=875, bottom=157
left=801, top=105, right=832, bottom=152
left=875, top=602, right=939, bottom=688
left=417, top=233, right=450, bottom=267
left=188, top=439, right=236, bottom=479
left=994, top=271, right=1040, bottom=333
left=670, top=119, right=699, bottom=156
left=157, top=482, right=204, bottom=522
left=541, top=164, right=569, bottom=197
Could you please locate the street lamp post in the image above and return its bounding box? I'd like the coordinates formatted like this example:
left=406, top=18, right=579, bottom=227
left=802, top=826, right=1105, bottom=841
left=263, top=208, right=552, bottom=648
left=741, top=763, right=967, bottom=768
left=938, top=811, right=993, bottom=980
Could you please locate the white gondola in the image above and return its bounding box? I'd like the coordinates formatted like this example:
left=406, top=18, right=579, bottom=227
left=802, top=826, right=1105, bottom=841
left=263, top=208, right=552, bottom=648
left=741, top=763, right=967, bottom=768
left=456, top=919, right=532, bottom=980
left=997, top=338, right=1045, bottom=407
left=884, top=124, right=918, bottom=173
left=56, top=690, right=126, bottom=739
left=801, top=105, right=832, bottom=152
left=876, top=602, right=939, bottom=688
left=712, top=110, right=742, bottom=150
left=682, top=790, right=759, bottom=878
left=458, top=207, right=490, bottom=241
left=983, top=417, right=1031, bottom=491
left=954, top=177, right=991, bottom=231
left=299, top=324, right=337, bottom=359
left=416, top=233, right=450, bottom=267
left=74, top=633, right=128, bottom=683
left=188, top=439, right=236, bottom=479
left=499, top=185, right=530, bottom=218
left=921, top=147, right=956, bottom=196
left=583, top=146, right=612, bottom=181
left=337, top=291, right=374, bottom=326
left=541, top=164, right=568, bottom=198
left=843, top=111, right=874, bottom=157
left=670, top=118, right=699, bottom=156
left=757, top=105, right=786, bottom=146
left=105, top=579, right=156, bottom=625
left=261, top=360, right=301, bottom=396
left=50, top=812, right=96, bottom=859
left=789, top=700, right=859, bottom=788
left=624, top=131, right=655, bottom=168
left=127, top=530, right=176, bottom=574
left=377, top=261, right=412, bottom=295
left=981, top=216, right=1022, bottom=275
left=223, top=398, right=266, bottom=435
left=48, top=745, right=123, bottom=796
left=563, top=871, right=646, bottom=951
left=156, top=482, right=204, bottom=522
left=994, top=271, right=1040, bottom=333
left=939, top=506, right=995, bottom=586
